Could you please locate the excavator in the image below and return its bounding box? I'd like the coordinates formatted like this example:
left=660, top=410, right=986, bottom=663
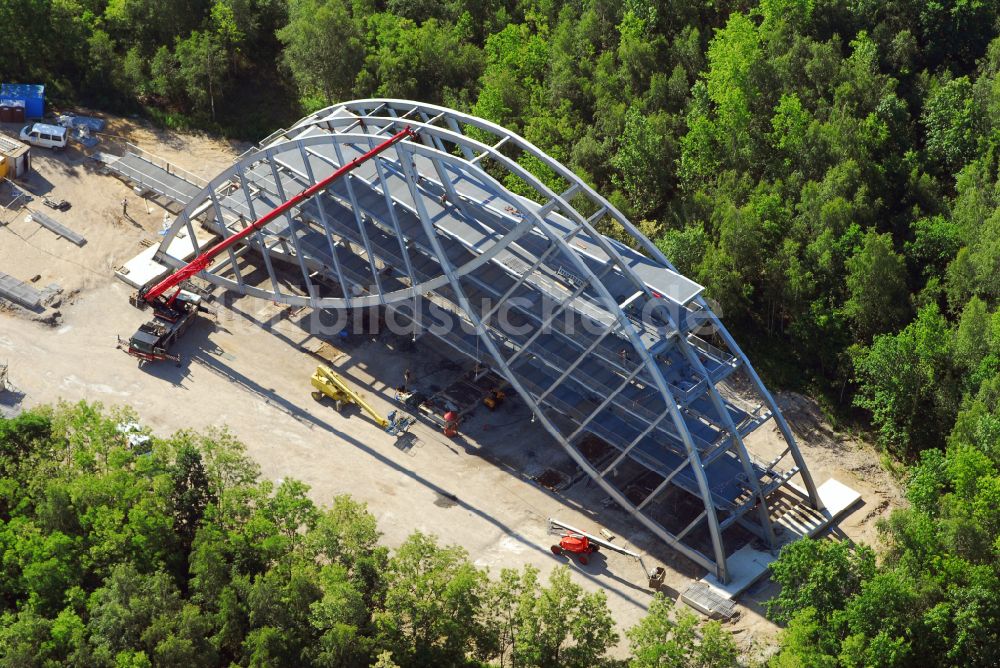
left=119, top=127, right=418, bottom=366
left=310, top=365, right=415, bottom=435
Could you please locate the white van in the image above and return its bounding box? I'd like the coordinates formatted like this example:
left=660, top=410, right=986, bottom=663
left=19, top=123, right=67, bottom=150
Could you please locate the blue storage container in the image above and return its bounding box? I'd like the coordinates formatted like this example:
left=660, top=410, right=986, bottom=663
left=0, top=84, right=44, bottom=119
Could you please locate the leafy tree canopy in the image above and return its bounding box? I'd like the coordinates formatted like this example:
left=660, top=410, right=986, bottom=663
left=0, top=403, right=731, bottom=667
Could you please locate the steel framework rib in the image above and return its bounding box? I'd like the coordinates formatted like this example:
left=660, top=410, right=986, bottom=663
left=153, top=99, right=821, bottom=582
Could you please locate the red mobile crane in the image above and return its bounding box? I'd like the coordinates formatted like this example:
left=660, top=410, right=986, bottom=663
left=119, top=126, right=418, bottom=365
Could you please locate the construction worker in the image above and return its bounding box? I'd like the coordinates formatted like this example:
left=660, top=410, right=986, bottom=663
left=121, top=198, right=128, bottom=217
left=402, top=368, right=412, bottom=390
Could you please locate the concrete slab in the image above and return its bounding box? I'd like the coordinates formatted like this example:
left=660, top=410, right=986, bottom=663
left=0, top=404, right=22, bottom=419
left=701, top=544, right=777, bottom=600
left=815, top=478, right=864, bottom=517
left=161, top=227, right=219, bottom=264
left=699, top=478, right=862, bottom=600
left=115, top=245, right=168, bottom=289
left=116, top=227, right=219, bottom=290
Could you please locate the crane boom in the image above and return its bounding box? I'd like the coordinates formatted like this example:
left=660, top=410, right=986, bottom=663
left=141, top=126, right=417, bottom=304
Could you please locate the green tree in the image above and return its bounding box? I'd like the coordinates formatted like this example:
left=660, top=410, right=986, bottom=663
left=906, top=214, right=962, bottom=279
left=678, top=82, right=721, bottom=187
left=472, top=21, right=549, bottom=134
left=0, top=409, right=51, bottom=479
left=656, top=224, right=708, bottom=276
left=611, top=107, right=675, bottom=219
left=475, top=567, right=526, bottom=664
left=922, top=76, right=982, bottom=175
left=174, top=30, right=228, bottom=120
left=627, top=593, right=738, bottom=668
left=278, top=0, right=366, bottom=106
left=211, top=0, right=246, bottom=60
left=86, top=29, right=126, bottom=99
left=843, top=231, right=909, bottom=341
left=512, top=566, right=617, bottom=668
left=773, top=396, right=1000, bottom=666
left=170, top=445, right=215, bottom=554
left=703, top=12, right=763, bottom=168
left=767, top=539, right=877, bottom=625
left=149, top=45, right=183, bottom=104
left=964, top=210, right=1000, bottom=302
left=86, top=564, right=216, bottom=667
left=772, top=607, right=839, bottom=668
left=373, top=532, right=485, bottom=666
left=306, top=495, right=389, bottom=610
left=362, top=14, right=483, bottom=105
left=852, top=303, right=956, bottom=456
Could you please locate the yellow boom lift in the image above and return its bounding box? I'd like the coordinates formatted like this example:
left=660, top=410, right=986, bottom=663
left=310, top=365, right=415, bottom=436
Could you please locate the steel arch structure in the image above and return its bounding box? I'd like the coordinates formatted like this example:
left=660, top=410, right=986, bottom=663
left=155, top=99, right=821, bottom=582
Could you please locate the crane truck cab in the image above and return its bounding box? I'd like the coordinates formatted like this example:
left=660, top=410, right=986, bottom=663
left=120, top=290, right=203, bottom=366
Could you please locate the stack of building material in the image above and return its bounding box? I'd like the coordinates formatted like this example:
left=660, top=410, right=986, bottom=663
left=58, top=115, right=106, bottom=148
left=0, top=271, right=42, bottom=309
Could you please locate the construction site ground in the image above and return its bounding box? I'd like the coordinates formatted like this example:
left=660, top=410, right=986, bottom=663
left=0, top=116, right=903, bottom=658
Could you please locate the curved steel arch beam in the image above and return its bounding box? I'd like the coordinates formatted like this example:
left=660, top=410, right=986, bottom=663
left=393, top=142, right=727, bottom=576
left=156, top=132, right=537, bottom=309
left=311, top=100, right=822, bottom=512
left=297, top=99, right=675, bottom=277
left=150, top=100, right=820, bottom=580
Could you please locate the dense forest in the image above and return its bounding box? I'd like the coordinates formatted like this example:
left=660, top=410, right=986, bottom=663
left=0, top=403, right=739, bottom=667
left=3, top=0, right=1000, bottom=665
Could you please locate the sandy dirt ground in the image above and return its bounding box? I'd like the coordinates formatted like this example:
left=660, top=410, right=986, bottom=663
left=0, top=114, right=903, bottom=660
